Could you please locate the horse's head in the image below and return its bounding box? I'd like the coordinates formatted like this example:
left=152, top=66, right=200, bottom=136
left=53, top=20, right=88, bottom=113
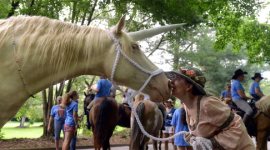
left=103, top=15, right=185, bottom=103
left=84, top=92, right=95, bottom=106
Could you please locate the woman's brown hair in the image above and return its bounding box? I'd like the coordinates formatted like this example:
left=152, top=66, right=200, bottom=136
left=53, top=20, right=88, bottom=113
left=61, top=90, right=78, bottom=108
left=181, top=106, right=187, bottom=125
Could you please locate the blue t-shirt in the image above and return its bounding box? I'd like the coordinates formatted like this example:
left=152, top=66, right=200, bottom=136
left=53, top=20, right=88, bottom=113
left=65, top=101, right=78, bottom=126
left=231, top=80, right=245, bottom=100
left=165, top=108, right=176, bottom=126
left=250, top=81, right=261, bottom=95
left=50, top=105, right=66, bottom=120
left=94, top=79, right=112, bottom=100
left=171, top=108, right=189, bottom=146
left=221, top=90, right=231, bottom=98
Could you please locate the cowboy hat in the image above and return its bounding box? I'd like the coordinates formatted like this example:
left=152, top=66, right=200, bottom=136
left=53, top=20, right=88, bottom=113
left=251, top=73, right=264, bottom=80
left=232, top=69, right=247, bottom=79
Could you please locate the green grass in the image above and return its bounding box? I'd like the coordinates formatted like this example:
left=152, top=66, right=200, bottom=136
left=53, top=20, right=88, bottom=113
left=2, top=121, right=44, bottom=139
left=2, top=121, right=126, bottom=139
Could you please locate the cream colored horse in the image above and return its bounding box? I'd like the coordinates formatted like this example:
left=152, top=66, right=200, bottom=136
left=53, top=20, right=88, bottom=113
left=0, top=15, right=184, bottom=128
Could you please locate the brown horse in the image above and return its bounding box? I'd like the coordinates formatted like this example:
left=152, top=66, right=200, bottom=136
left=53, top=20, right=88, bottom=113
left=83, top=92, right=95, bottom=129
left=253, top=94, right=270, bottom=150
left=225, top=94, right=270, bottom=150
left=89, top=97, right=119, bottom=150
left=130, top=94, right=164, bottom=150
left=85, top=94, right=131, bottom=150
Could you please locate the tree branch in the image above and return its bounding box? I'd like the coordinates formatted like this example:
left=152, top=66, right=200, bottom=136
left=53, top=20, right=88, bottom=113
left=87, top=0, right=98, bottom=26
left=7, top=1, right=20, bottom=18
left=147, top=34, right=165, bottom=57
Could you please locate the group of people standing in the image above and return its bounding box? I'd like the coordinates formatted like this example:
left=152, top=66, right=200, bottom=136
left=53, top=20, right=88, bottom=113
left=48, top=91, right=83, bottom=150
left=48, top=76, right=113, bottom=150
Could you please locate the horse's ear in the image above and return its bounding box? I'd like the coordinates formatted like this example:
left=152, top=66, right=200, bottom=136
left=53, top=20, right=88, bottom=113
left=112, top=15, right=126, bottom=34
left=84, top=92, right=87, bottom=97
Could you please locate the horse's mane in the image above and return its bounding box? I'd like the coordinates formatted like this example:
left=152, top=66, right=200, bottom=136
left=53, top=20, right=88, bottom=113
left=0, top=16, right=132, bottom=75
left=256, top=94, right=270, bottom=112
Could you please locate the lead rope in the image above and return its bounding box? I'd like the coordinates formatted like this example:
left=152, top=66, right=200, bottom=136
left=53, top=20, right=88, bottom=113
left=106, top=29, right=213, bottom=149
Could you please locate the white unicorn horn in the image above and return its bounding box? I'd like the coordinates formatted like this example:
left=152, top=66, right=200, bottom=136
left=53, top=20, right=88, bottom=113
left=128, top=23, right=186, bottom=41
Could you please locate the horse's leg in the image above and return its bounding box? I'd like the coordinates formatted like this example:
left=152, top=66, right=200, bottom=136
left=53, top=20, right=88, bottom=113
left=103, top=129, right=114, bottom=150
left=158, top=130, right=162, bottom=150
left=152, top=140, right=158, bottom=150
left=256, top=131, right=268, bottom=150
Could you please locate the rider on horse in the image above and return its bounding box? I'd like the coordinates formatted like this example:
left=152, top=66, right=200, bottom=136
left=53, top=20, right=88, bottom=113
left=231, top=69, right=253, bottom=129
left=250, top=73, right=265, bottom=102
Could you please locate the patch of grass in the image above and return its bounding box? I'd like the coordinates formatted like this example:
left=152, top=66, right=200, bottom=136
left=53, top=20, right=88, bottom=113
left=2, top=121, right=62, bottom=139
left=2, top=126, right=43, bottom=139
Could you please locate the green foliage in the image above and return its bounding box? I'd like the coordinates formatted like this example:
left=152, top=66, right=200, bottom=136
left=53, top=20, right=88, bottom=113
left=0, top=129, right=5, bottom=139
left=0, top=0, right=11, bottom=18
left=166, top=27, right=269, bottom=96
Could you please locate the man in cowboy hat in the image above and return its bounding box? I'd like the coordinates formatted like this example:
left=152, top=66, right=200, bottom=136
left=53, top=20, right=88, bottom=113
left=231, top=69, right=253, bottom=129
left=250, top=73, right=264, bottom=102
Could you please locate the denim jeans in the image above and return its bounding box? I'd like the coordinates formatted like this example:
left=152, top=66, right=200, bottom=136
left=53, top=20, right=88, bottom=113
left=54, top=119, right=65, bottom=140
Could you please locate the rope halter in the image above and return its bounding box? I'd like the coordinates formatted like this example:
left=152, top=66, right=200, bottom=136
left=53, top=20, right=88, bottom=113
left=106, top=29, right=213, bottom=149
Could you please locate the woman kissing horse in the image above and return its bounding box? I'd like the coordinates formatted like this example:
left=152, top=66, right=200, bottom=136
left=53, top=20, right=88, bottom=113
left=130, top=94, right=163, bottom=150
left=0, top=15, right=184, bottom=128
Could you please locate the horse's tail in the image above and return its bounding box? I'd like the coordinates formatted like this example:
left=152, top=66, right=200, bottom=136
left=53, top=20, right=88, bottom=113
left=256, top=94, right=270, bottom=113
left=130, top=102, right=145, bottom=150
left=94, top=97, right=115, bottom=149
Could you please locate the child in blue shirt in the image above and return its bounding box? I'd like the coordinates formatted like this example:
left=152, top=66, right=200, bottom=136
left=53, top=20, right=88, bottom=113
left=61, top=91, right=79, bottom=150
left=48, top=96, right=66, bottom=150
left=87, top=76, right=112, bottom=110
left=220, top=83, right=232, bottom=102
left=171, top=103, right=192, bottom=150
left=162, top=99, right=176, bottom=150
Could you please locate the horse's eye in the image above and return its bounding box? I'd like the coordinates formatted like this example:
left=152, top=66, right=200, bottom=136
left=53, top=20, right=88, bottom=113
left=132, top=44, right=137, bottom=50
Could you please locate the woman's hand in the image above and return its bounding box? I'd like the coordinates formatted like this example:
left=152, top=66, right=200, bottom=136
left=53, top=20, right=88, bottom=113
left=47, top=126, right=50, bottom=132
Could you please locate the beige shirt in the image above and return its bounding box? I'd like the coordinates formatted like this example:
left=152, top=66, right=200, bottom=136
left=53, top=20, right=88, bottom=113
left=186, top=96, right=255, bottom=150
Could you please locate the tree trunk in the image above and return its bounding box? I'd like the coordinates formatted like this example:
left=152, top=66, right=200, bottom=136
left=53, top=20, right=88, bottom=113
left=20, top=114, right=26, bottom=127
left=65, top=79, right=73, bottom=93
left=7, top=1, right=20, bottom=18
left=42, top=89, right=48, bottom=136
left=42, top=86, right=54, bottom=137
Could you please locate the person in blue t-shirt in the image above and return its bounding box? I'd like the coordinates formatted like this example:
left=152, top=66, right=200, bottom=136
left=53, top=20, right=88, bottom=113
left=220, top=83, right=232, bottom=102
left=87, top=76, right=112, bottom=110
left=48, top=96, right=66, bottom=150
left=250, top=73, right=264, bottom=102
left=231, top=69, right=253, bottom=128
left=61, top=91, right=79, bottom=150
left=171, top=103, right=192, bottom=150
left=162, top=99, right=176, bottom=150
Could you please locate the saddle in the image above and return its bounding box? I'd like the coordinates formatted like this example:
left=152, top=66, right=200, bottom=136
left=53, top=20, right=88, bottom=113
left=229, top=101, right=259, bottom=118
left=228, top=101, right=258, bottom=136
